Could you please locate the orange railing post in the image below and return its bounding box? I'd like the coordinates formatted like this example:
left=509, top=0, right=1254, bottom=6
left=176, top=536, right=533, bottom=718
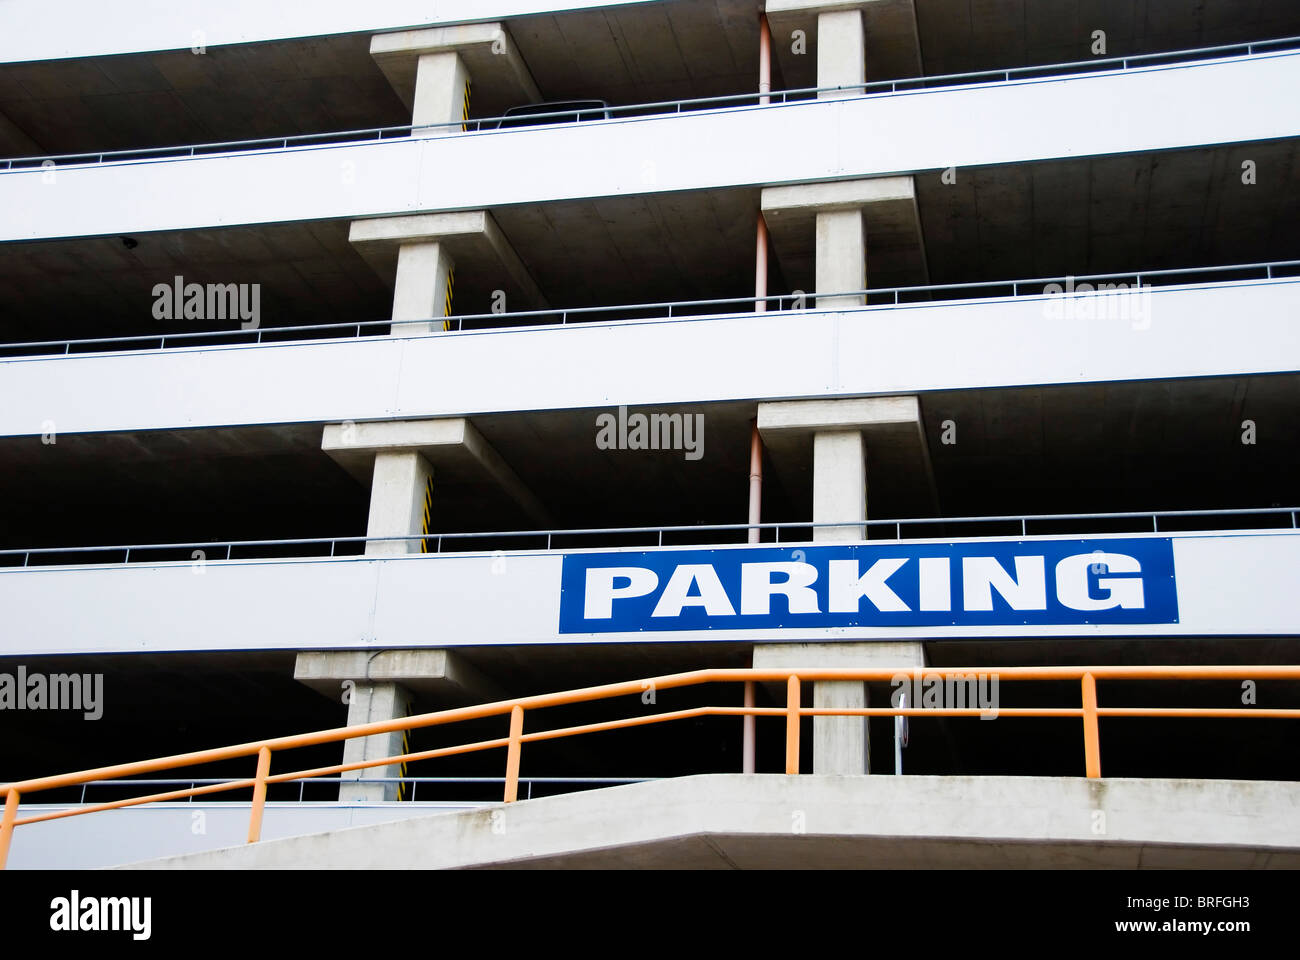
left=0, top=788, right=19, bottom=869
left=247, top=746, right=272, bottom=843
left=785, top=675, right=801, bottom=775
left=504, top=704, right=524, bottom=803
left=742, top=680, right=756, bottom=773
left=1082, top=672, right=1101, bottom=778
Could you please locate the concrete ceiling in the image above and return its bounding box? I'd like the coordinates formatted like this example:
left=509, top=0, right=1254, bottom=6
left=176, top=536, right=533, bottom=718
left=0, top=33, right=409, bottom=158
left=507, top=0, right=764, bottom=105
left=493, top=187, right=761, bottom=308
left=773, top=0, right=1300, bottom=89
left=917, top=139, right=1300, bottom=283
left=913, top=0, right=1300, bottom=77
left=922, top=373, right=1300, bottom=517
left=0, top=220, right=392, bottom=344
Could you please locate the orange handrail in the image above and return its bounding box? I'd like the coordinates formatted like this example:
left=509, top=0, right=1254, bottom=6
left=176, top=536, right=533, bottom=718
left=1, top=664, right=1298, bottom=868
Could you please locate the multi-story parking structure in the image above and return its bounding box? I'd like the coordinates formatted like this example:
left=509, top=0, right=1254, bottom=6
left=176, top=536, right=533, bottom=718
left=1, top=0, right=1299, bottom=869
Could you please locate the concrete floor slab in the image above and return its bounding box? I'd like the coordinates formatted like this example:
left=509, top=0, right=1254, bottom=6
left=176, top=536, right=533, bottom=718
left=124, top=773, right=1300, bottom=869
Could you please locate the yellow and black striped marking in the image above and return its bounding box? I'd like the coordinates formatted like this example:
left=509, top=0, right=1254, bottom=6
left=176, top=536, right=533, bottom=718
left=397, top=720, right=411, bottom=801
left=441, top=265, right=455, bottom=332
left=420, top=473, right=434, bottom=552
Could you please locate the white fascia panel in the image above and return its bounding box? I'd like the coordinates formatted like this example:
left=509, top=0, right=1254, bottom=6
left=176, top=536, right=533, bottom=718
left=1, top=52, right=1298, bottom=242
left=0, top=0, right=659, bottom=63
left=0, top=531, right=1295, bottom=655
left=0, top=279, right=1295, bottom=438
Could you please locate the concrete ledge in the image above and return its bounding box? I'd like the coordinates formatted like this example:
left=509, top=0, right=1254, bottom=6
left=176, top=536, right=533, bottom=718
left=294, top=649, right=504, bottom=703
left=758, top=397, right=938, bottom=518
left=758, top=395, right=920, bottom=433
left=322, top=417, right=552, bottom=525
left=371, top=24, right=539, bottom=114
left=762, top=177, right=928, bottom=288
left=124, top=774, right=1300, bottom=869
left=350, top=211, right=547, bottom=309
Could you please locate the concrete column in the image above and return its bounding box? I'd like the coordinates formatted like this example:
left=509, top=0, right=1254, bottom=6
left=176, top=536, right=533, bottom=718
left=392, top=240, right=454, bottom=336
left=366, top=450, right=433, bottom=556
left=813, top=429, right=866, bottom=541
left=817, top=8, right=866, bottom=98
left=371, top=24, right=539, bottom=136
left=322, top=417, right=552, bottom=529
left=754, top=641, right=925, bottom=774
left=340, top=682, right=412, bottom=801
left=757, top=397, right=933, bottom=773
left=297, top=650, right=507, bottom=803
left=412, top=51, right=471, bottom=132
left=815, top=208, right=866, bottom=308
left=350, top=211, right=548, bottom=327
left=810, top=425, right=868, bottom=769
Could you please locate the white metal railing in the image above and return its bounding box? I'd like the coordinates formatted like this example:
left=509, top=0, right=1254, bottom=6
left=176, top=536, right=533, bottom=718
left=2, top=36, right=1296, bottom=171
left=61, top=776, right=655, bottom=804
left=2, top=507, right=1296, bottom=569
left=1, top=260, right=1295, bottom=359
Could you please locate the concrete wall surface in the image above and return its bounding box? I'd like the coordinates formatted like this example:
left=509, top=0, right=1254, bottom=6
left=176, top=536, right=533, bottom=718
left=0, top=0, right=657, bottom=63
left=123, top=774, right=1300, bottom=869
left=6, top=801, right=479, bottom=870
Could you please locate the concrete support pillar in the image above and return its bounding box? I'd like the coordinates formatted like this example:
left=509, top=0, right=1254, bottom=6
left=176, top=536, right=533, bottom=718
left=817, top=8, right=867, bottom=98
left=412, top=51, right=471, bottom=132
left=757, top=397, right=933, bottom=773
left=754, top=641, right=926, bottom=774
left=340, top=682, right=412, bottom=801
left=350, top=211, right=548, bottom=326
left=814, top=208, right=866, bottom=308
left=366, top=450, right=433, bottom=556
left=371, top=24, right=539, bottom=136
left=764, top=178, right=919, bottom=308
left=813, top=429, right=866, bottom=540
left=392, top=241, right=454, bottom=335
left=296, top=650, right=507, bottom=803
left=322, top=417, right=552, bottom=529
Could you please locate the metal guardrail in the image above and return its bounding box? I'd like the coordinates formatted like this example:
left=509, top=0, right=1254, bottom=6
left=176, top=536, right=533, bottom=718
left=2, top=35, right=1297, bottom=170
left=2, top=507, right=1296, bottom=569
left=2, top=259, right=1296, bottom=359
left=66, top=776, right=654, bottom=804
left=4, top=664, right=1300, bottom=867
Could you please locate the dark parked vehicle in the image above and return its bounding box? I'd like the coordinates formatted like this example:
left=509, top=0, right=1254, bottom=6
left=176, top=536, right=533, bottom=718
left=494, top=100, right=611, bottom=128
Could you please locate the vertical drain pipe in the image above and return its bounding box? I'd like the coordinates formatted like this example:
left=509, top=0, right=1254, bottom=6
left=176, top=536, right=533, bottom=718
left=755, top=12, right=772, bottom=315
left=744, top=12, right=774, bottom=775
left=744, top=421, right=763, bottom=774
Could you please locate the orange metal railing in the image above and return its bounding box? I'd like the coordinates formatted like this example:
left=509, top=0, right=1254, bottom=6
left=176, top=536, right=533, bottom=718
left=2, top=664, right=1298, bottom=868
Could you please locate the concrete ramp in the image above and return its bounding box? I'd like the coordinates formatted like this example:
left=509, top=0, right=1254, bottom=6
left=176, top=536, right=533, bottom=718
left=124, top=775, right=1300, bottom=869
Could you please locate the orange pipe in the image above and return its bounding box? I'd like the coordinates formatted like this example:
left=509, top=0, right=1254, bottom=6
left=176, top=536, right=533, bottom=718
left=504, top=705, right=524, bottom=803
left=247, top=746, right=272, bottom=843
left=1082, top=673, right=1101, bottom=778
left=0, top=789, right=18, bottom=870
left=785, top=675, right=801, bottom=775
left=755, top=214, right=769, bottom=312
left=759, top=13, right=772, bottom=105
